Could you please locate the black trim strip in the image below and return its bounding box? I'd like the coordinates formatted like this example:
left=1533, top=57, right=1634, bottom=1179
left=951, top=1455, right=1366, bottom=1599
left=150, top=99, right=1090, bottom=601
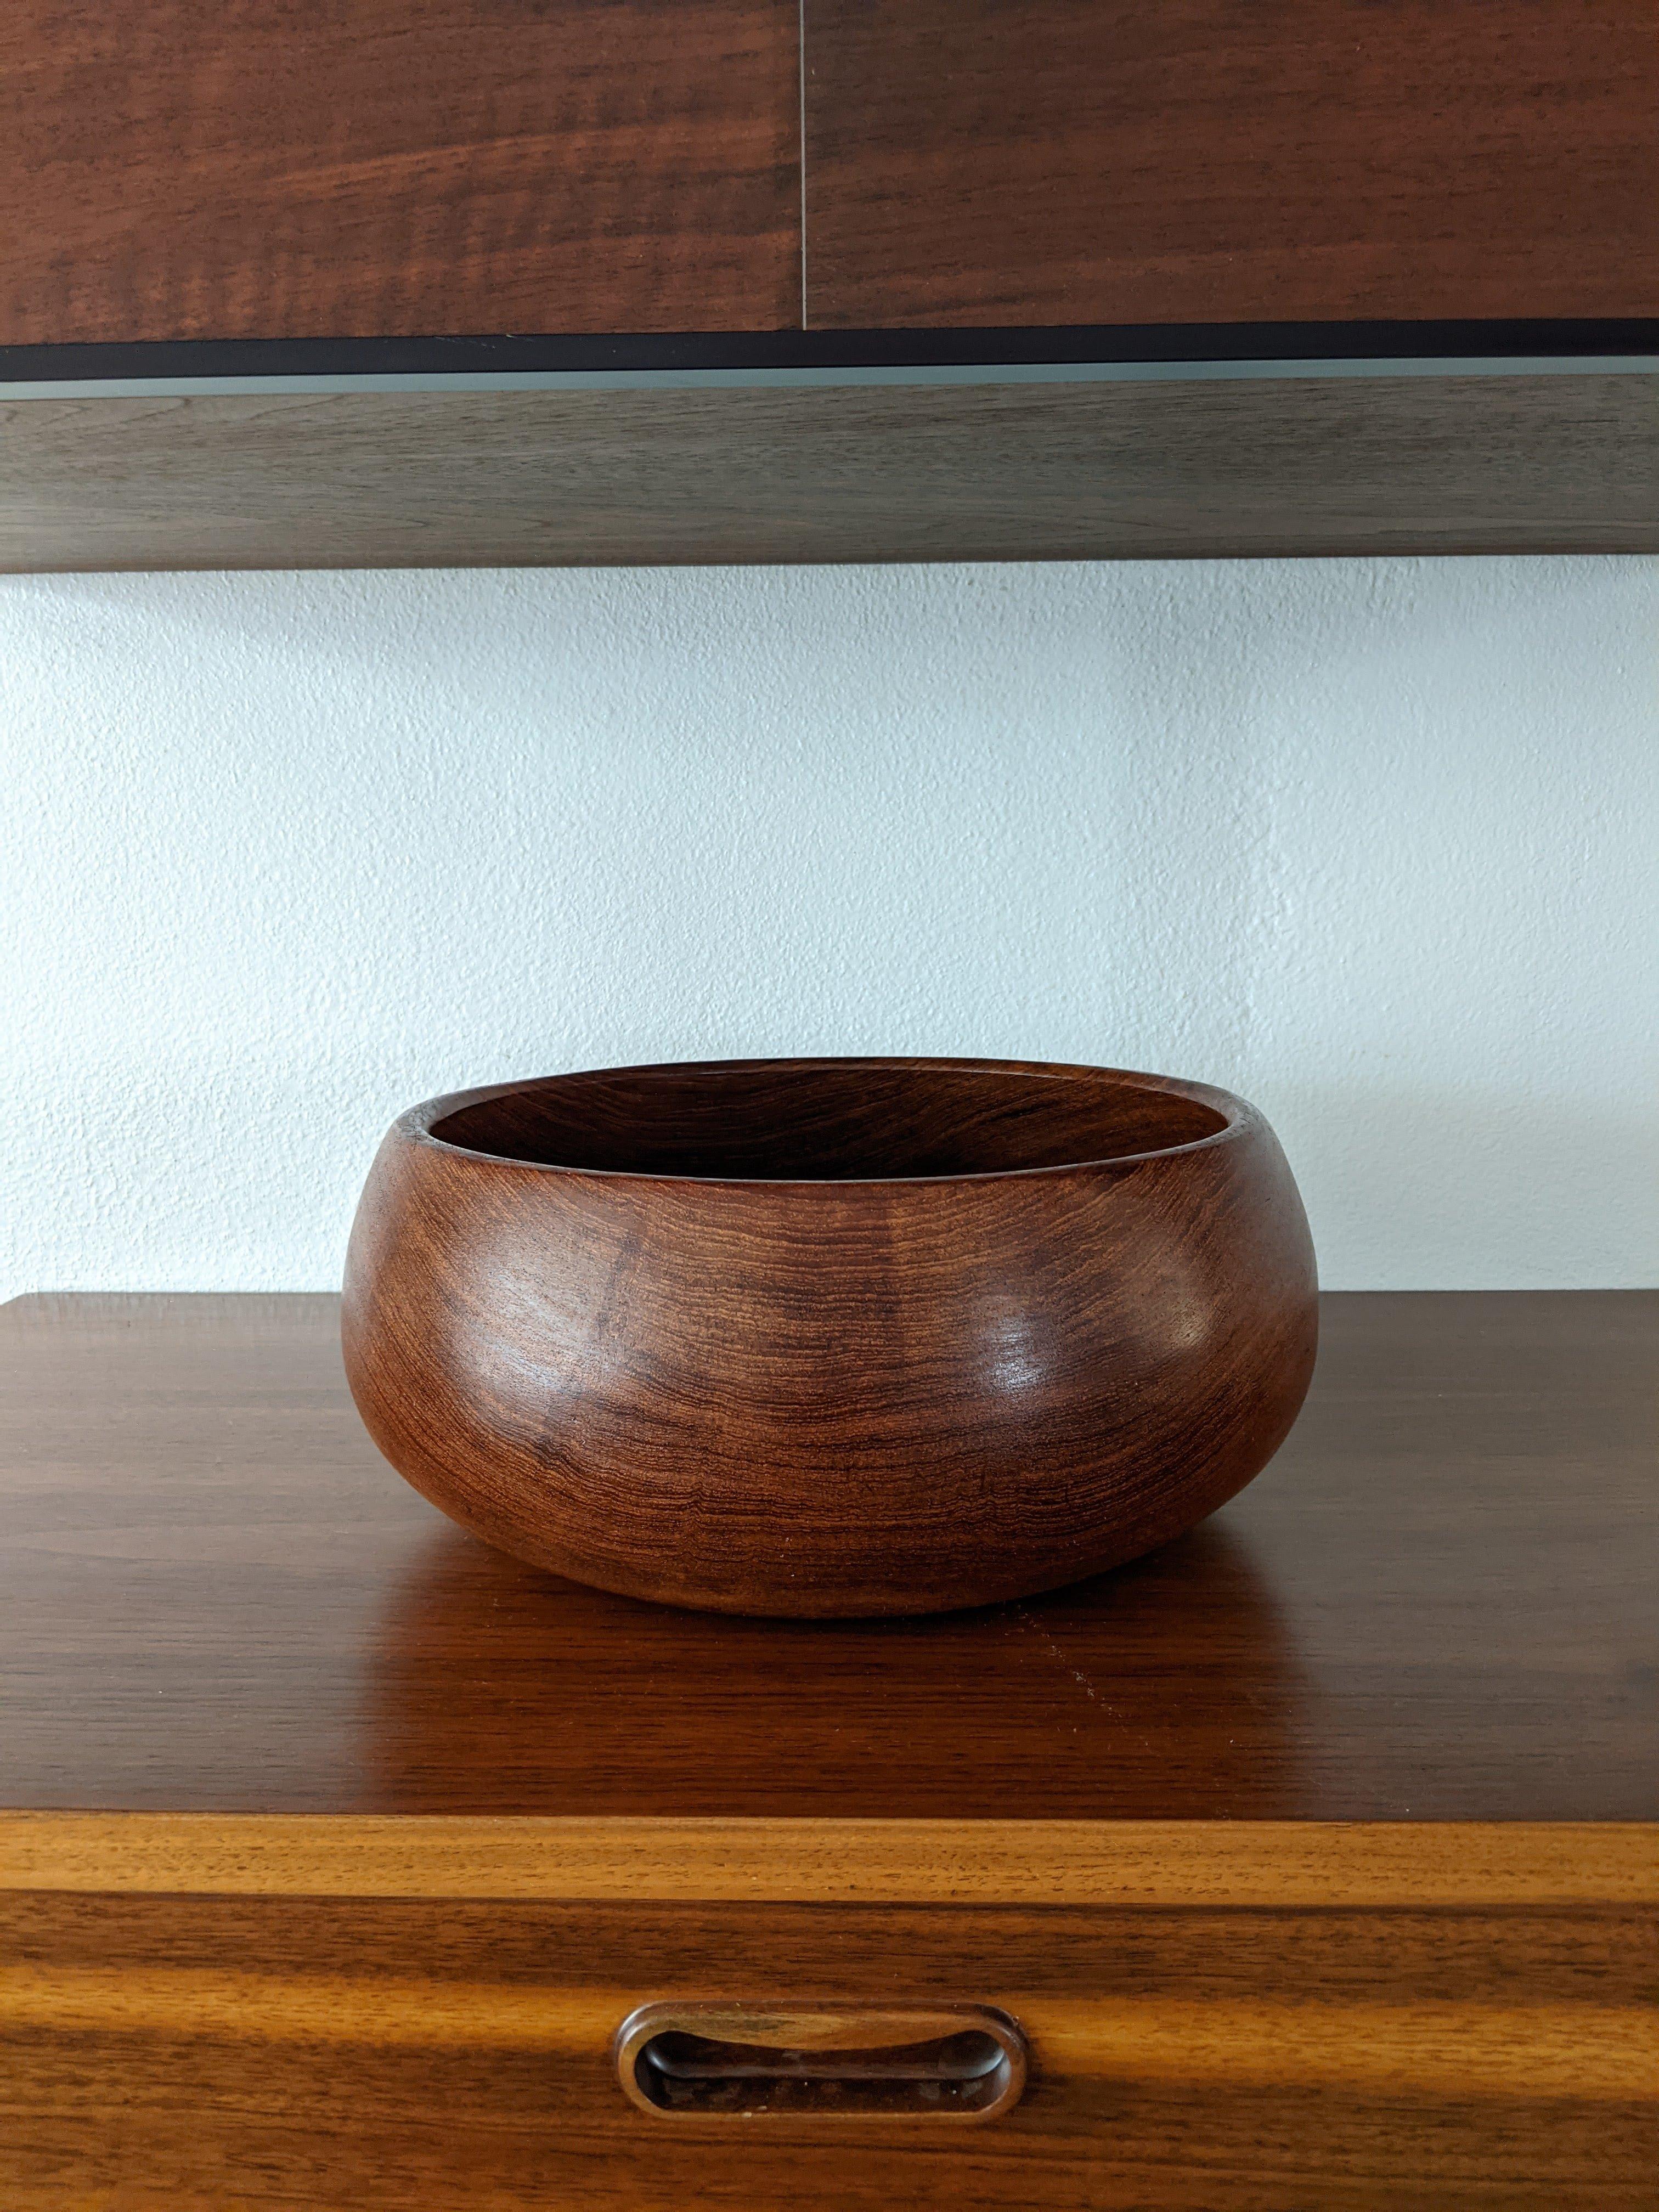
left=2, top=319, right=1656, bottom=382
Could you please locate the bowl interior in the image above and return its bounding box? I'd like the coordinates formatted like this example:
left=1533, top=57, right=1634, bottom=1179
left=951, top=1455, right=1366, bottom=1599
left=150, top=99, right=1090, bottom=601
left=427, top=1061, right=1228, bottom=1182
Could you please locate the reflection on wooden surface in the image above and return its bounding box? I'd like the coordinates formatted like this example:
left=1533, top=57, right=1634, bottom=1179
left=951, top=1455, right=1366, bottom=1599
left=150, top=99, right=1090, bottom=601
left=365, top=1519, right=1303, bottom=1817
left=1, top=1289, right=1653, bottom=1818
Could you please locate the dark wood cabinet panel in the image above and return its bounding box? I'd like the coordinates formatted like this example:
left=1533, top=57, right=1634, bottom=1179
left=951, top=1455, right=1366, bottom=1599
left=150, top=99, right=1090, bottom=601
left=1, top=2, right=1655, bottom=564
left=0, top=1, right=800, bottom=343
left=803, top=1, right=1659, bottom=328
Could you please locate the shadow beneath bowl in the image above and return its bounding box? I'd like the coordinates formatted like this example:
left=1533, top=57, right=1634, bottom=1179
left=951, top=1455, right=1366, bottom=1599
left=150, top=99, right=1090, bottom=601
left=361, top=1513, right=1312, bottom=1818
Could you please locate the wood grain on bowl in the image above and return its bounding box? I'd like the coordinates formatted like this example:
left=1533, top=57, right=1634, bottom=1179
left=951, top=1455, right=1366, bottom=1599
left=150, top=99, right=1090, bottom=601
left=342, top=1058, right=1317, bottom=1615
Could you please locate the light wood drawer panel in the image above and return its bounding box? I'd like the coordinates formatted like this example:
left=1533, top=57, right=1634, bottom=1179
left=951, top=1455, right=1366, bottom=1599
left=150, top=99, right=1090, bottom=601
left=3, top=1895, right=1653, bottom=2210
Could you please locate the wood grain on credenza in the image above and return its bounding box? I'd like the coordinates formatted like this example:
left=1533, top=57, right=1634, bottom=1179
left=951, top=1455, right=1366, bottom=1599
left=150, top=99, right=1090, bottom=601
left=1, top=1289, right=1654, bottom=1820
left=2, top=1290, right=1654, bottom=2208
left=2, top=1872, right=1652, bottom=2211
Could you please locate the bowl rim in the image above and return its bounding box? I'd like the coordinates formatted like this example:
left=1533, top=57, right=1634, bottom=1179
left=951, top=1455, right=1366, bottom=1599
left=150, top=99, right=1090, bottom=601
left=394, top=1056, right=1259, bottom=1188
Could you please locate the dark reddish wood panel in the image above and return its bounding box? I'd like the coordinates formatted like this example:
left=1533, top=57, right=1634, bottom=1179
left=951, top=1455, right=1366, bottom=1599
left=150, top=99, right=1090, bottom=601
left=803, top=1, right=1659, bottom=327
left=0, top=0, right=800, bottom=342
left=1, top=1289, right=1654, bottom=1818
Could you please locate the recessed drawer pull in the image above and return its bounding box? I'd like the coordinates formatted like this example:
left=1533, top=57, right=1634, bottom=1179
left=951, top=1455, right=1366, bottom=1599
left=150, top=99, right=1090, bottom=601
left=615, top=2003, right=1027, bottom=2120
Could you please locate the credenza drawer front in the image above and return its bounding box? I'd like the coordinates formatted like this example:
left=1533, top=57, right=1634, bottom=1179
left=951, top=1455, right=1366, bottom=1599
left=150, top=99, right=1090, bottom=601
left=3, top=1895, right=1651, bottom=2210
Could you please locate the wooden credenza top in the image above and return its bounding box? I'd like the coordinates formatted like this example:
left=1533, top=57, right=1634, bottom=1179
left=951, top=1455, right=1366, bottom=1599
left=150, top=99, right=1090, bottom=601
left=1, top=1289, right=1654, bottom=1823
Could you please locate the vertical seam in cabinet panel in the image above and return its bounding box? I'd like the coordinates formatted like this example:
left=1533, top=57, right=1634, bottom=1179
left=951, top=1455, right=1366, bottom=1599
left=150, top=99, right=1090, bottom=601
left=798, top=0, right=809, bottom=325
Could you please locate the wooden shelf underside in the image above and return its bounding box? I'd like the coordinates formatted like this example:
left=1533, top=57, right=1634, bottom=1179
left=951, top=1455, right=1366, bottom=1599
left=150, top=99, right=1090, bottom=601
left=3, top=371, right=1656, bottom=569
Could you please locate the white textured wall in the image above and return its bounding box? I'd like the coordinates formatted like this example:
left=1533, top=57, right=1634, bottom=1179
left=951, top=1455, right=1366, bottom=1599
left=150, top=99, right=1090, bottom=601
left=2, top=556, right=1654, bottom=1296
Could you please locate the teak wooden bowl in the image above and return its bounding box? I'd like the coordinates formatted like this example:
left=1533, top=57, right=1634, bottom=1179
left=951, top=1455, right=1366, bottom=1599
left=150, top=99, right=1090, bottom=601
left=342, top=1057, right=1317, bottom=1617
